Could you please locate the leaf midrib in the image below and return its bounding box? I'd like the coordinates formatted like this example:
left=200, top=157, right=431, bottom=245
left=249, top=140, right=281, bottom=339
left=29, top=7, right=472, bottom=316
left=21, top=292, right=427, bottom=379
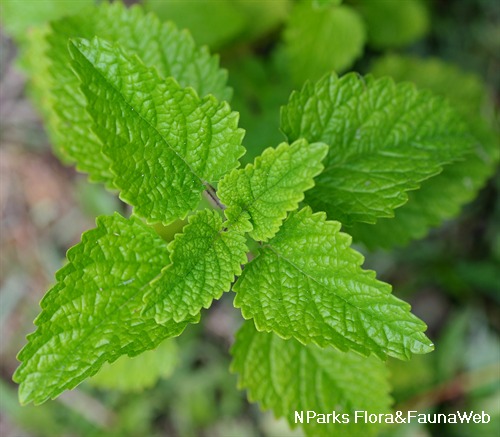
left=261, top=244, right=415, bottom=357
left=72, top=40, right=209, bottom=189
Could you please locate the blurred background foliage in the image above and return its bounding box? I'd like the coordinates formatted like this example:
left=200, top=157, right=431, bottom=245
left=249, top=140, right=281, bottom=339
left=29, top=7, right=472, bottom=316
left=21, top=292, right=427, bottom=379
left=0, top=0, right=498, bottom=436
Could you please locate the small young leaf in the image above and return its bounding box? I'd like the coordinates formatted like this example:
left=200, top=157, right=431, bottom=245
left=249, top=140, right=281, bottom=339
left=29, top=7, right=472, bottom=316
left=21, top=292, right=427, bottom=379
left=13, top=214, right=195, bottom=405
left=231, top=321, right=391, bottom=437
left=88, top=340, right=178, bottom=392
left=69, top=37, right=244, bottom=224
left=234, top=207, right=434, bottom=360
left=143, top=209, right=248, bottom=324
left=218, top=139, right=328, bottom=241
left=281, top=72, right=473, bottom=224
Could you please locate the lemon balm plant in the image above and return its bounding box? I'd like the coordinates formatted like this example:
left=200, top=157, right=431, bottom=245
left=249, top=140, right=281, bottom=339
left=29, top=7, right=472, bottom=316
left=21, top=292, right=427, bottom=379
left=6, top=1, right=499, bottom=436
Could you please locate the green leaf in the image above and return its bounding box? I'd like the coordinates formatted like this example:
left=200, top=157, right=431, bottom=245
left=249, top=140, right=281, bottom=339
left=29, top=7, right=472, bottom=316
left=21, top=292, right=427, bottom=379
left=349, top=156, right=497, bottom=248
left=88, top=339, right=178, bottom=392
left=231, top=321, right=392, bottom=437
left=232, top=0, right=290, bottom=43
left=281, top=72, right=473, bottom=225
left=218, top=139, right=328, bottom=241
left=370, top=55, right=492, bottom=118
left=13, top=214, right=195, bottom=405
left=144, top=0, right=290, bottom=49
left=144, top=0, right=245, bottom=49
left=284, top=2, right=365, bottom=84
left=143, top=209, right=248, bottom=324
left=69, top=37, right=244, bottom=224
left=27, top=1, right=231, bottom=185
left=357, top=0, right=429, bottom=49
left=0, top=0, right=93, bottom=42
left=349, top=55, right=500, bottom=248
left=234, top=207, right=434, bottom=360
left=49, top=1, right=231, bottom=101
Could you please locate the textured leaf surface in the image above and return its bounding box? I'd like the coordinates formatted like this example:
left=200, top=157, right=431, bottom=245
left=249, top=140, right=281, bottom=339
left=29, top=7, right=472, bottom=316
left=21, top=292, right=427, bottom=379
left=88, top=340, right=178, bottom=392
left=69, top=37, right=244, bottom=224
left=13, top=214, right=195, bottom=405
left=234, top=208, right=433, bottom=360
left=350, top=56, right=500, bottom=248
left=143, top=209, right=248, bottom=324
left=281, top=72, right=472, bottom=224
left=218, top=139, right=328, bottom=241
left=284, top=2, right=365, bottom=84
left=61, top=2, right=231, bottom=101
left=33, top=1, right=231, bottom=184
left=231, top=321, right=391, bottom=437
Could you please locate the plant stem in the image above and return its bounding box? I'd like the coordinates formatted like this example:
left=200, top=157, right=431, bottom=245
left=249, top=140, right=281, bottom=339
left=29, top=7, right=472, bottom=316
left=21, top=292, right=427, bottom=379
left=205, top=184, right=225, bottom=210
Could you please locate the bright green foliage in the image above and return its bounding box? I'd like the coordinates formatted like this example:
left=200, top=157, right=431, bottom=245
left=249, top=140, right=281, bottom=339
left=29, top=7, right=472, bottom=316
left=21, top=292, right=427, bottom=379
left=234, top=208, right=433, bottom=360
left=281, top=72, right=472, bottom=224
left=350, top=156, right=497, bottom=248
left=49, top=2, right=231, bottom=101
left=9, top=1, right=463, bottom=423
left=69, top=37, right=244, bottom=224
left=144, top=0, right=290, bottom=49
left=0, top=0, right=93, bottom=42
left=143, top=210, right=248, bottom=324
left=13, top=214, right=195, bottom=405
left=28, top=1, right=231, bottom=184
left=231, top=321, right=392, bottom=437
left=357, top=0, right=429, bottom=49
left=350, top=55, right=500, bottom=248
left=284, top=1, right=365, bottom=84
left=218, top=139, right=328, bottom=241
left=145, top=0, right=244, bottom=49
left=88, top=340, right=178, bottom=392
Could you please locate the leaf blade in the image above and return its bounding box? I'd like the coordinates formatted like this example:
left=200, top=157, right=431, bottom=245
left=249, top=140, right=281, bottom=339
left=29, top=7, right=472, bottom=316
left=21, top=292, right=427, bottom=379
left=231, top=321, right=392, bottom=437
left=218, top=139, right=328, bottom=241
left=88, top=339, right=178, bottom=392
left=69, top=37, right=244, bottom=224
left=143, top=209, right=248, bottom=324
left=349, top=55, right=500, bottom=248
left=234, top=207, right=434, bottom=360
left=28, top=1, right=232, bottom=185
left=13, top=214, right=195, bottom=405
left=281, top=72, right=473, bottom=225
left=284, top=3, right=365, bottom=84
